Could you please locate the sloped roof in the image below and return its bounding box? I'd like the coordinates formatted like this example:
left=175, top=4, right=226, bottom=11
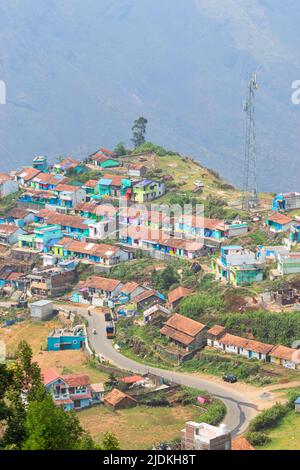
left=78, top=275, right=122, bottom=292
left=267, top=212, right=293, bottom=225
left=119, top=375, right=144, bottom=384
left=62, top=373, right=90, bottom=387
left=270, top=345, right=299, bottom=361
left=42, top=368, right=60, bottom=385
left=207, top=325, right=227, bottom=337
left=104, top=388, right=136, bottom=407
left=162, top=313, right=206, bottom=338
left=119, top=282, right=141, bottom=295
left=16, top=167, right=41, bottom=181
left=220, top=333, right=274, bottom=355
left=168, top=286, right=193, bottom=305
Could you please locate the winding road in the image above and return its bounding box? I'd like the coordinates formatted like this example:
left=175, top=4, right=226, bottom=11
left=59, top=304, right=258, bottom=436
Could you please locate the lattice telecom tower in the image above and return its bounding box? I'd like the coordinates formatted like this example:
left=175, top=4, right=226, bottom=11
left=242, top=72, right=259, bottom=211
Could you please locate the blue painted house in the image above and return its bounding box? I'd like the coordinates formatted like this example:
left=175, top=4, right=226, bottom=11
left=43, top=368, right=104, bottom=411
left=47, top=327, right=86, bottom=351
left=266, top=212, right=294, bottom=233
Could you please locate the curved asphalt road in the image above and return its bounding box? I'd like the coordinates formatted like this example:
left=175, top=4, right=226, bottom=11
left=67, top=305, right=258, bottom=436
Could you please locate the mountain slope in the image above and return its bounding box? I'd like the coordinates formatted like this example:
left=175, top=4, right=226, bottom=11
left=0, top=0, right=299, bottom=191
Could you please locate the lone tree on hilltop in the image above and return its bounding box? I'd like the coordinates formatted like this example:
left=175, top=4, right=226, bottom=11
left=131, top=117, right=148, bottom=148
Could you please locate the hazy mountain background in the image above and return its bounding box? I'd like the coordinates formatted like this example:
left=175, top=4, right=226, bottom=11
left=0, top=0, right=300, bottom=191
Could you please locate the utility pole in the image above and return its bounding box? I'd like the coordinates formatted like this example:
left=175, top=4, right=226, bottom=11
left=242, top=72, right=259, bottom=211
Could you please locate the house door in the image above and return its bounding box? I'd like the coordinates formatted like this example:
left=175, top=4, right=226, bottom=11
left=74, top=400, right=81, bottom=409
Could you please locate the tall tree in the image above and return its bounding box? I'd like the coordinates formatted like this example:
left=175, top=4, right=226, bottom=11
left=131, top=117, right=148, bottom=148
left=3, top=341, right=46, bottom=447
left=22, top=394, right=89, bottom=450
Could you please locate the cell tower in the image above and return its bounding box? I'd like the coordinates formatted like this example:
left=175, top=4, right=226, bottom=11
left=242, top=72, right=259, bottom=211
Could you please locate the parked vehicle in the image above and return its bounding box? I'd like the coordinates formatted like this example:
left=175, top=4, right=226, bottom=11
left=222, top=374, right=237, bottom=383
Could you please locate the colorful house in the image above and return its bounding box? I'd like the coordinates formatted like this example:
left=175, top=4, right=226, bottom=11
left=132, top=180, right=165, bottom=203
left=0, top=207, right=35, bottom=228
left=265, top=212, right=294, bottom=233
left=72, top=276, right=123, bottom=305
left=52, top=238, right=130, bottom=266
left=53, top=184, right=86, bottom=208
left=81, top=179, right=99, bottom=196
left=19, top=189, right=58, bottom=208
left=269, top=345, right=300, bottom=370
left=256, top=244, right=290, bottom=261
left=120, top=226, right=203, bottom=259
left=88, top=148, right=119, bottom=169
left=0, top=225, right=25, bottom=245
left=35, top=210, right=90, bottom=238
left=272, top=192, right=300, bottom=212
left=15, top=167, right=42, bottom=187
left=53, top=157, right=84, bottom=175
left=43, top=368, right=104, bottom=411
left=32, top=155, right=48, bottom=172
left=30, top=173, right=70, bottom=191
left=98, top=174, right=132, bottom=200
left=212, top=246, right=264, bottom=286
left=277, top=253, right=300, bottom=275
left=47, top=326, right=86, bottom=351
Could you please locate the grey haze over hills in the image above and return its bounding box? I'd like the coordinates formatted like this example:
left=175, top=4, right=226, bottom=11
left=0, top=0, right=300, bottom=191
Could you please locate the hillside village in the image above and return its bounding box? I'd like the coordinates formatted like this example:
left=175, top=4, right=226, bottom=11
left=1, top=143, right=300, bottom=450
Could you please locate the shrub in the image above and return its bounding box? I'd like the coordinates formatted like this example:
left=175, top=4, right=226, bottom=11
left=246, top=431, right=271, bottom=446
left=200, top=400, right=226, bottom=426
left=248, top=403, right=287, bottom=433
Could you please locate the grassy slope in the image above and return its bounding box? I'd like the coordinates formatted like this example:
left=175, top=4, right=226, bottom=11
left=79, top=404, right=201, bottom=450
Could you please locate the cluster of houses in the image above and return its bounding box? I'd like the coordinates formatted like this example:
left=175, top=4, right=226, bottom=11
left=157, top=311, right=300, bottom=370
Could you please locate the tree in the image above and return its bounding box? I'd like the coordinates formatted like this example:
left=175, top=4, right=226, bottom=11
left=0, top=364, right=13, bottom=428
left=114, top=142, right=127, bottom=157
left=151, top=266, right=179, bottom=292
left=105, top=372, right=119, bottom=390
left=131, top=117, right=148, bottom=148
left=22, top=394, right=89, bottom=450
left=102, top=432, right=121, bottom=450
left=3, top=341, right=46, bottom=448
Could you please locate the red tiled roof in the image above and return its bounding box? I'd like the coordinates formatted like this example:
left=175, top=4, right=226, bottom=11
left=104, top=388, right=136, bottom=407
left=162, top=313, right=206, bottom=338
left=0, top=172, right=12, bottom=183
left=267, top=212, right=293, bottom=225
left=90, top=383, right=104, bottom=393
left=207, top=325, right=226, bottom=337
left=16, top=167, right=42, bottom=182
left=119, top=375, right=144, bottom=384
left=55, top=184, right=80, bottom=192
left=37, top=211, right=88, bottom=230
left=120, top=282, right=140, bottom=295
left=62, top=373, right=90, bottom=387
left=0, top=224, right=19, bottom=235
left=220, top=333, right=274, bottom=355
left=134, top=289, right=158, bottom=303
left=270, top=345, right=300, bottom=362
left=168, top=286, right=193, bottom=305
left=32, top=173, right=70, bottom=186
left=78, top=275, right=122, bottom=292
left=60, top=239, right=119, bottom=259
left=102, top=174, right=123, bottom=187
left=82, top=179, right=98, bottom=188
left=42, top=368, right=60, bottom=385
